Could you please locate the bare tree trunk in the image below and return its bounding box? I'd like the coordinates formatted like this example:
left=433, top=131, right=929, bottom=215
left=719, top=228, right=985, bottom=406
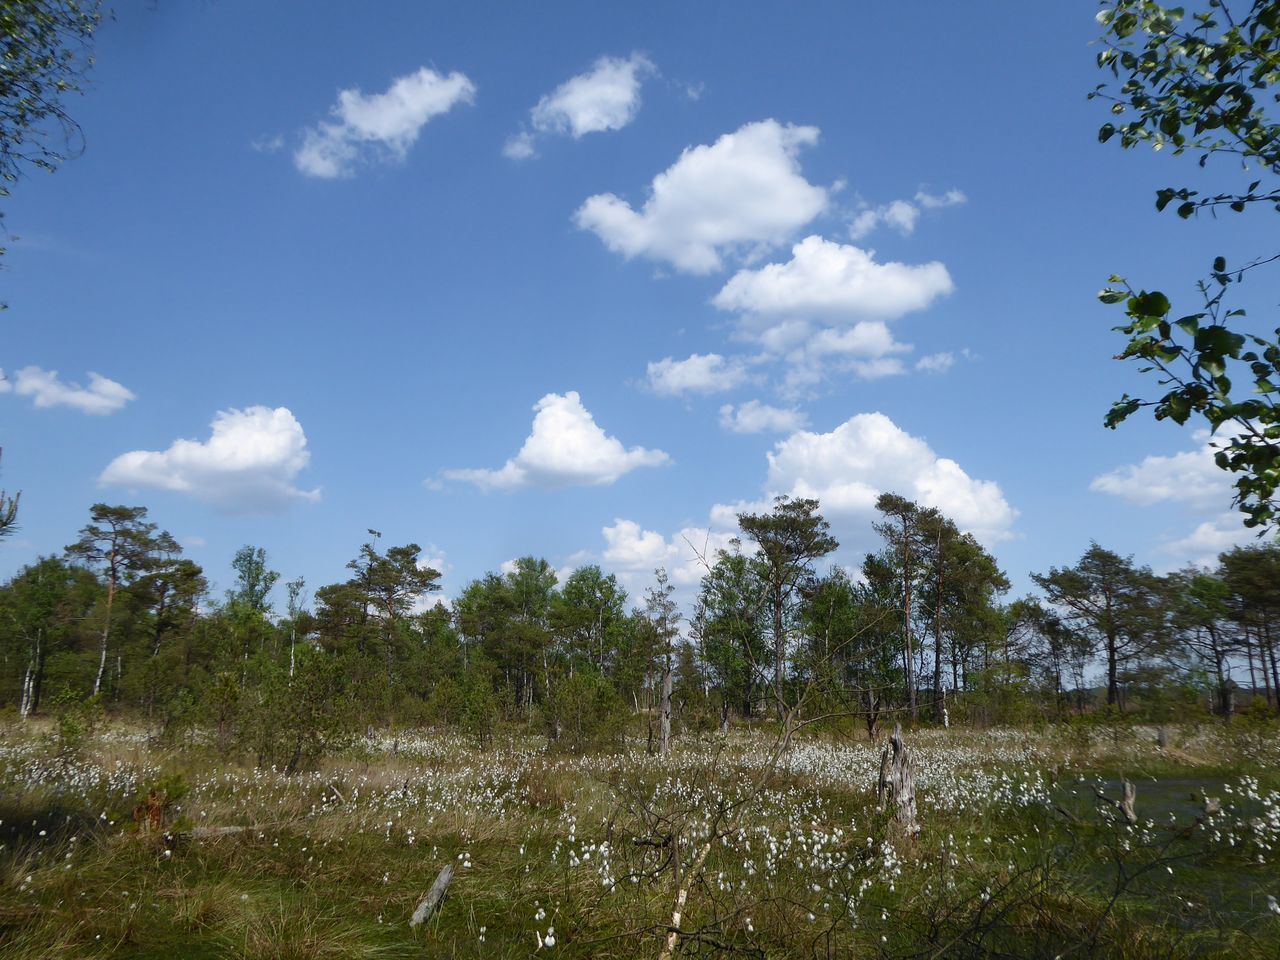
left=1265, top=626, right=1280, bottom=712
left=657, top=838, right=714, bottom=960
left=1257, top=628, right=1274, bottom=708
left=93, top=578, right=117, bottom=698
left=20, top=665, right=33, bottom=718
left=773, top=582, right=786, bottom=721
left=659, top=660, right=672, bottom=755
left=902, top=516, right=917, bottom=719
left=932, top=527, right=944, bottom=719
left=1244, top=626, right=1259, bottom=699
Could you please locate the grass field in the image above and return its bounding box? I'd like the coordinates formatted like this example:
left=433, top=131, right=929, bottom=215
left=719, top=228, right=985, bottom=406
left=2, top=718, right=1278, bottom=958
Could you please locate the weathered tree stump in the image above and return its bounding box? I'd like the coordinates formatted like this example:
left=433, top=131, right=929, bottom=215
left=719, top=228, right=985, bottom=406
left=877, top=723, right=919, bottom=835
left=1092, top=779, right=1138, bottom=826
left=1120, top=779, right=1137, bottom=826
left=409, top=864, right=454, bottom=928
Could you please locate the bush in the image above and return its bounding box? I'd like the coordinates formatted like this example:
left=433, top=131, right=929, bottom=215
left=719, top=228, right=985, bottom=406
left=48, top=687, right=102, bottom=757
left=548, top=668, right=624, bottom=752
left=460, top=666, right=497, bottom=749
left=235, top=650, right=358, bottom=773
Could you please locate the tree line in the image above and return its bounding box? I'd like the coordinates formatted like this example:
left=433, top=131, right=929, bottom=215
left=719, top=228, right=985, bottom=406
left=1, top=495, right=1277, bottom=768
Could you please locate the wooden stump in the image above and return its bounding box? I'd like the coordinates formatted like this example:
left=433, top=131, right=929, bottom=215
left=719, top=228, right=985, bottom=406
left=877, top=723, right=919, bottom=835
left=1120, top=779, right=1137, bottom=826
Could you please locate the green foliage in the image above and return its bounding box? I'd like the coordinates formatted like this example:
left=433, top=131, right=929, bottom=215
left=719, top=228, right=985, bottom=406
left=1093, top=1, right=1280, bottom=528
left=0, top=448, right=18, bottom=538
left=696, top=542, right=768, bottom=720
left=547, top=667, right=623, bottom=751
left=460, top=663, right=498, bottom=748
left=0, top=0, right=101, bottom=277
left=738, top=495, right=838, bottom=719
left=3, top=497, right=1276, bottom=751
left=225, top=545, right=279, bottom=615
left=239, top=649, right=358, bottom=774
left=0, top=0, right=101, bottom=181
left=1033, top=543, right=1168, bottom=708
left=48, top=686, right=100, bottom=756
left=1101, top=267, right=1280, bottom=527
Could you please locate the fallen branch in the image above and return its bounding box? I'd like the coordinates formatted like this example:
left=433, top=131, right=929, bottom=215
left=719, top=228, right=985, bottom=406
left=410, top=864, right=454, bottom=928
left=189, top=825, right=248, bottom=839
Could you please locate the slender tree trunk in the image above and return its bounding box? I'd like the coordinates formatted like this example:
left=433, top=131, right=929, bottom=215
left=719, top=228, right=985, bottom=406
left=1206, top=624, right=1231, bottom=718
left=1244, top=626, right=1259, bottom=699
left=1106, top=630, right=1119, bottom=707
left=1256, top=626, right=1274, bottom=707
left=93, top=577, right=117, bottom=698
left=773, top=581, right=785, bottom=721
left=646, top=681, right=654, bottom=755
left=1265, top=626, right=1280, bottom=712
left=932, top=529, right=944, bottom=719
left=902, top=516, right=917, bottom=719
left=20, top=644, right=35, bottom=718
left=660, top=655, right=672, bottom=756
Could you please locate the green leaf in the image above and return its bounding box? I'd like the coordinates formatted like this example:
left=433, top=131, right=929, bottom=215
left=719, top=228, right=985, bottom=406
left=1105, top=396, right=1142, bottom=428
left=1129, top=291, right=1171, bottom=318
left=1163, top=393, right=1192, bottom=424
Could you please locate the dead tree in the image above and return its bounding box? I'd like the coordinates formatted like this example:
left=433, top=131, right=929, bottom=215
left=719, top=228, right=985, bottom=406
left=877, top=723, right=919, bottom=835
left=1094, top=778, right=1138, bottom=826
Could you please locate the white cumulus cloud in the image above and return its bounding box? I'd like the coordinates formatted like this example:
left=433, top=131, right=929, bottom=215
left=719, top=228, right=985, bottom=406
left=600, top=412, right=1015, bottom=603
left=719, top=400, right=808, bottom=434
left=0, top=366, right=134, bottom=415
left=444, top=391, right=669, bottom=491
left=646, top=353, right=749, bottom=396
left=915, top=351, right=955, bottom=373
left=915, top=188, right=967, bottom=209
left=294, top=66, right=475, bottom=178
left=601, top=518, right=738, bottom=591
left=847, top=188, right=965, bottom=241
left=714, top=235, right=953, bottom=325
left=100, top=406, right=319, bottom=511
left=1090, top=431, right=1270, bottom=568
left=574, top=119, right=829, bottom=274
left=1090, top=435, right=1235, bottom=510
left=502, top=129, right=537, bottom=160
left=1160, top=513, right=1257, bottom=569
left=505, top=53, right=654, bottom=159
left=712, top=236, right=952, bottom=389
left=849, top=199, right=919, bottom=240
left=532, top=53, right=654, bottom=138
left=764, top=412, right=1018, bottom=546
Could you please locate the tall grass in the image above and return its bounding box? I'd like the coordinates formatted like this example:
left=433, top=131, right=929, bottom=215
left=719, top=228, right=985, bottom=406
left=0, top=719, right=1276, bottom=958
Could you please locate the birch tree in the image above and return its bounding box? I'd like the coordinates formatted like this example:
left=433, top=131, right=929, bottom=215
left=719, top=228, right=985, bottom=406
left=643, top=567, right=680, bottom=755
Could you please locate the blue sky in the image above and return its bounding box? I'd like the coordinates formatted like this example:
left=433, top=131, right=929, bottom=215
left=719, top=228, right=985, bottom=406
left=2, top=0, right=1274, bottom=610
